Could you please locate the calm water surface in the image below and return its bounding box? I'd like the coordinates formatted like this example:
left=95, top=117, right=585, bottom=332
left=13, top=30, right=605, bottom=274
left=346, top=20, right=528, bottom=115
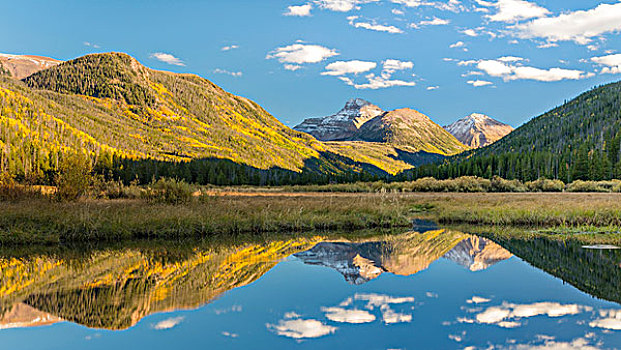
left=0, top=226, right=620, bottom=350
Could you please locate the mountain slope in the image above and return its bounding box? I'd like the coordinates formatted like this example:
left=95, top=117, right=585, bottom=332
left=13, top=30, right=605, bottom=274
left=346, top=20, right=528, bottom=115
left=443, top=113, right=513, bottom=148
left=1, top=52, right=421, bottom=182
left=0, top=53, right=62, bottom=79
left=411, top=80, right=621, bottom=182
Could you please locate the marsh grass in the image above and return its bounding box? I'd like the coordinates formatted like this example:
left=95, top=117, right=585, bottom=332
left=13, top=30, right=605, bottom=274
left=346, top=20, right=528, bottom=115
left=0, top=194, right=416, bottom=244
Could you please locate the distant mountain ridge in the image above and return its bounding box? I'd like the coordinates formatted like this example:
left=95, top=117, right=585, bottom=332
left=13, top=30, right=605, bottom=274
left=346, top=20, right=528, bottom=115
left=443, top=113, right=513, bottom=148
left=295, top=99, right=468, bottom=156
left=0, top=53, right=62, bottom=79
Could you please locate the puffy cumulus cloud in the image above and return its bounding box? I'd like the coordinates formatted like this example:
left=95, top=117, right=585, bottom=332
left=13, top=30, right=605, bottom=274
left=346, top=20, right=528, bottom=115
left=330, top=59, right=416, bottom=89
left=267, top=43, right=338, bottom=65
left=467, top=79, right=493, bottom=87
left=427, top=86, right=440, bottom=90
left=460, top=57, right=592, bottom=82
left=266, top=318, right=337, bottom=339
left=591, top=54, right=621, bottom=74
left=152, top=316, right=184, bottom=330
left=589, top=309, right=621, bottom=330
left=213, top=69, right=242, bottom=77
left=316, top=0, right=378, bottom=12
left=450, top=41, right=465, bottom=48
left=462, top=29, right=479, bottom=37
left=476, top=0, right=549, bottom=23
left=321, top=60, right=377, bottom=76
left=321, top=307, right=376, bottom=323
left=150, top=52, right=185, bottom=66
left=475, top=302, right=591, bottom=327
left=512, top=2, right=621, bottom=45
left=348, top=16, right=403, bottom=33
left=340, top=74, right=416, bottom=89
left=221, top=45, right=239, bottom=51
left=467, top=296, right=491, bottom=304
left=285, top=4, right=312, bottom=16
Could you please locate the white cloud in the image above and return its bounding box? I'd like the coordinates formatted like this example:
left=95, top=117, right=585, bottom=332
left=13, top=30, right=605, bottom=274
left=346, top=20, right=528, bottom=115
left=83, top=41, right=100, bottom=49
left=213, top=68, right=242, bottom=77
left=391, top=0, right=463, bottom=12
left=150, top=52, right=185, bottom=66
left=589, top=309, right=621, bottom=330
left=462, top=29, right=478, bottom=37
left=267, top=318, right=337, bottom=339
left=475, top=302, right=592, bottom=327
left=477, top=0, right=549, bottom=23
left=380, top=304, right=412, bottom=324
left=427, top=86, right=439, bottom=90
left=477, top=59, right=591, bottom=81
left=348, top=16, right=403, bottom=33
left=331, top=59, right=416, bottom=89
left=494, top=337, right=602, bottom=350
left=221, top=45, right=239, bottom=51
left=316, top=0, right=378, bottom=12
left=266, top=43, right=338, bottom=65
left=355, top=293, right=415, bottom=309
left=467, top=296, right=491, bottom=304
left=285, top=4, right=312, bottom=16
left=415, top=17, right=451, bottom=27
left=382, top=59, right=413, bottom=76
left=497, top=56, right=524, bottom=62
left=392, top=8, right=405, bottom=15
left=512, top=2, right=621, bottom=45
left=322, top=60, right=377, bottom=76
left=343, top=74, right=417, bottom=89
left=450, top=41, right=465, bottom=48
left=322, top=307, right=376, bottom=323
left=591, top=53, right=621, bottom=74
left=468, top=80, right=493, bottom=87
left=153, top=316, right=184, bottom=330
left=284, top=64, right=303, bottom=71
left=221, top=331, right=239, bottom=338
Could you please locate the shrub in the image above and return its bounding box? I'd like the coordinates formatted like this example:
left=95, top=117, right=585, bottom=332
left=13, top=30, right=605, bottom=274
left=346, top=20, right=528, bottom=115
left=142, top=178, right=194, bottom=204
left=0, top=172, right=42, bottom=201
left=525, top=178, right=565, bottom=192
left=490, top=176, right=527, bottom=192
left=54, top=154, right=94, bottom=201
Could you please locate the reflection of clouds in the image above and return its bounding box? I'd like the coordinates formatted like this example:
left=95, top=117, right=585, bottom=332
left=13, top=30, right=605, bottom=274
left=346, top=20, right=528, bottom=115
left=490, top=336, right=601, bottom=350
left=354, top=293, right=415, bottom=309
left=214, top=305, right=242, bottom=315
left=467, top=296, right=491, bottom=304
left=152, top=316, right=184, bottom=330
left=321, top=307, right=375, bottom=324
left=284, top=312, right=300, bottom=319
left=474, top=302, right=591, bottom=327
left=380, top=305, right=412, bottom=324
left=426, top=292, right=438, bottom=298
left=589, top=309, right=621, bottom=330
left=221, top=331, right=239, bottom=338
left=267, top=318, right=337, bottom=339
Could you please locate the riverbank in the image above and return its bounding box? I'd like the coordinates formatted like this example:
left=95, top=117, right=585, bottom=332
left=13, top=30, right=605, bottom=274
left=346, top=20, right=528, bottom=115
left=1, top=192, right=620, bottom=245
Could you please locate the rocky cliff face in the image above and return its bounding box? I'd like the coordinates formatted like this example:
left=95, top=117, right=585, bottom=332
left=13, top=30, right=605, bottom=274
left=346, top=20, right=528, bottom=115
left=0, top=53, right=61, bottom=79
left=294, top=98, right=384, bottom=141
left=443, top=113, right=513, bottom=148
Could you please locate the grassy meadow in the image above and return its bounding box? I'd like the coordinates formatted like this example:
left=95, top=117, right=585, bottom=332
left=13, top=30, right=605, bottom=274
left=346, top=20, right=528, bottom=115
left=1, top=184, right=621, bottom=245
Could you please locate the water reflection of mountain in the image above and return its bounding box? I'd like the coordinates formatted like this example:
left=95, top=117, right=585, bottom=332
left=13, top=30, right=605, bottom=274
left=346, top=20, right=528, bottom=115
left=493, top=236, right=621, bottom=304
left=294, top=230, right=513, bottom=284
left=0, top=238, right=321, bottom=330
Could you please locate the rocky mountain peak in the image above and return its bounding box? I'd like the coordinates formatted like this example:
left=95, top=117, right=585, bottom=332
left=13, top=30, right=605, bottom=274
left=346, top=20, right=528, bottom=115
left=444, top=113, right=514, bottom=148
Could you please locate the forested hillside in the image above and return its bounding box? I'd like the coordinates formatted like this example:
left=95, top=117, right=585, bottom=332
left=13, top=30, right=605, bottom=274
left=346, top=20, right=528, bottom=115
left=405, top=81, right=621, bottom=182
left=0, top=52, right=429, bottom=185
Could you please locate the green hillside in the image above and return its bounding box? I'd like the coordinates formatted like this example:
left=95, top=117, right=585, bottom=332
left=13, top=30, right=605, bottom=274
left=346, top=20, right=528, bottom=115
left=407, top=81, right=621, bottom=182
left=0, top=52, right=429, bottom=184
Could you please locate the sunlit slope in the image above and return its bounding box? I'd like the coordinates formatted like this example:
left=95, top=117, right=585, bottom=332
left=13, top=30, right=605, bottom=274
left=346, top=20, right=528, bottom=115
left=7, top=52, right=324, bottom=171
left=0, top=238, right=321, bottom=330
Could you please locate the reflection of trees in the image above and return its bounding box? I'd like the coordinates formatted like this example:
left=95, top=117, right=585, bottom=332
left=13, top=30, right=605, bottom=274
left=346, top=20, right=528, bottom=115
left=493, top=237, right=621, bottom=304
left=0, top=237, right=321, bottom=330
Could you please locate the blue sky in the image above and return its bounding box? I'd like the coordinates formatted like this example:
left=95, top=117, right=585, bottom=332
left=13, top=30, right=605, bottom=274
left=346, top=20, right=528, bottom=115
left=2, top=0, right=621, bottom=127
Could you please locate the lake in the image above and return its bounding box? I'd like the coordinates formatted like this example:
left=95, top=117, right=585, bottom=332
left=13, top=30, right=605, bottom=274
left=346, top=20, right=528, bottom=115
left=1, top=225, right=620, bottom=350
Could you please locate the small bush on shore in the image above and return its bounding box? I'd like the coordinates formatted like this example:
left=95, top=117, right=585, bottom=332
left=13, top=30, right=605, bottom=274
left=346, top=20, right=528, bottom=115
left=525, top=178, right=565, bottom=192
left=142, top=178, right=194, bottom=204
